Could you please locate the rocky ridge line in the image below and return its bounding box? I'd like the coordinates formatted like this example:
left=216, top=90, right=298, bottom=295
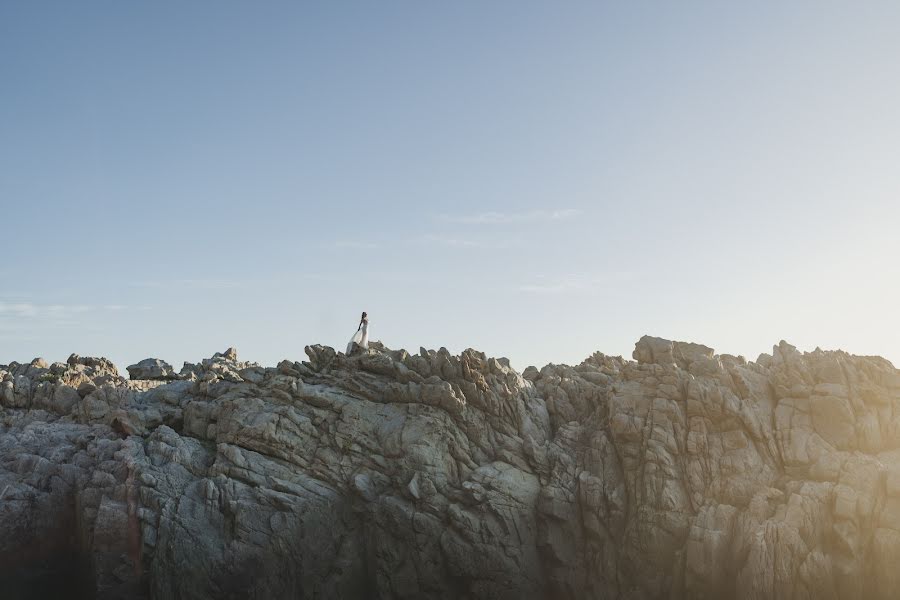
left=1, top=336, right=899, bottom=599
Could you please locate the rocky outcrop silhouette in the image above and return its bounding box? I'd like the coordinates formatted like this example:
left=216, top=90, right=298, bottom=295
left=2, top=336, right=899, bottom=599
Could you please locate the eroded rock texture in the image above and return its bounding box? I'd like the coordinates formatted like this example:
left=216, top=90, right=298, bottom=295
left=2, top=336, right=900, bottom=599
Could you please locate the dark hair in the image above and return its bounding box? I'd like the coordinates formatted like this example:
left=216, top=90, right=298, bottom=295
left=361, top=312, right=367, bottom=320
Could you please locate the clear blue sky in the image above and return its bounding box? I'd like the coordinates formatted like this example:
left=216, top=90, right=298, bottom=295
left=2, top=2, right=899, bottom=372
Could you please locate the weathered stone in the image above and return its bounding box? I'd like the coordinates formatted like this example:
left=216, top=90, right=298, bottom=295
left=0, top=339, right=898, bottom=599
left=126, top=358, right=179, bottom=381
left=77, top=381, right=97, bottom=398
left=633, top=335, right=676, bottom=366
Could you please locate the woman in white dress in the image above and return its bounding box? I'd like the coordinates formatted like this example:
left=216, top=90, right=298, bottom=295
left=346, top=311, right=369, bottom=354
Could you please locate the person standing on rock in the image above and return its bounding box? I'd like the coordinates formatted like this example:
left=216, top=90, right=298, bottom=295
left=346, top=311, right=369, bottom=354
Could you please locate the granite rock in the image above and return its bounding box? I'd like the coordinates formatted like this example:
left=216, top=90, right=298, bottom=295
left=1, top=337, right=899, bottom=599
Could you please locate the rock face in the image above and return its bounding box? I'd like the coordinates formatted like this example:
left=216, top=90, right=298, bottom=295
left=2, top=337, right=900, bottom=599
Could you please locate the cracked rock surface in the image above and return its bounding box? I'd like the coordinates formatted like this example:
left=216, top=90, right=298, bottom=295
left=2, top=336, right=900, bottom=599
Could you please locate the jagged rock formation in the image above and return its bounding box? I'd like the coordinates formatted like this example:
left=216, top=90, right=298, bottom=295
left=2, top=336, right=900, bottom=599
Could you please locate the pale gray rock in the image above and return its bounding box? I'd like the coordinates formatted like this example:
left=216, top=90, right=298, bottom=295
left=1, top=340, right=899, bottom=599
left=633, top=334, right=676, bottom=366
left=127, top=358, right=179, bottom=381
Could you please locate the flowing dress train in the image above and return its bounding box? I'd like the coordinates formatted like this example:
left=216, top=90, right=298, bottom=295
left=346, top=319, right=369, bottom=354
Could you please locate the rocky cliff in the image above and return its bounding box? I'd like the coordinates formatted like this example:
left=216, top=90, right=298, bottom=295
left=2, top=336, right=900, bottom=599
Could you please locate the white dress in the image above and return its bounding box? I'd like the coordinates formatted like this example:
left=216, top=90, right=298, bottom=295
left=346, top=319, right=369, bottom=354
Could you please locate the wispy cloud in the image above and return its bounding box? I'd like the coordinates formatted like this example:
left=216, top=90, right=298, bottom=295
left=518, top=276, right=599, bottom=294
left=326, top=240, right=381, bottom=250
left=129, top=279, right=245, bottom=290
left=0, top=303, right=40, bottom=317
left=517, top=272, right=635, bottom=294
left=0, top=303, right=149, bottom=318
left=438, top=208, right=582, bottom=225
left=44, top=304, right=93, bottom=316
left=415, top=234, right=519, bottom=249
left=0, top=334, right=39, bottom=343
left=419, top=234, right=485, bottom=248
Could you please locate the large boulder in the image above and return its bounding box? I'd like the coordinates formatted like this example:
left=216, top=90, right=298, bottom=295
left=126, top=358, right=179, bottom=381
